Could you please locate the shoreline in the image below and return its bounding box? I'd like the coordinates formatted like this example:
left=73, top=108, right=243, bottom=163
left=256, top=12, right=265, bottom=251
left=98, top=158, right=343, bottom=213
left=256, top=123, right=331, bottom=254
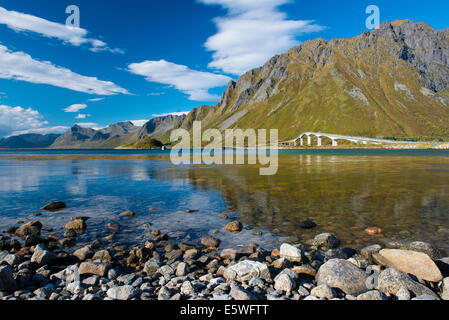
left=1, top=203, right=448, bottom=301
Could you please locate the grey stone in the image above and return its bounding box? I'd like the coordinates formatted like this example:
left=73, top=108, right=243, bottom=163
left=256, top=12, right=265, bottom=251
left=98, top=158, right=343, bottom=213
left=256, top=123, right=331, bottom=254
left=311, top=284, right=337, bottom=299
left=412, top=294, right=440, bottom=300
left=73, top=246, right=94, bottom=261
left=229, top=283, right=256, bottom=300
left=316, top=259, right=368, bottom=296
left=377, top=268, right=438, bottom=298
left=67, top=281, right=84, bottom=294
left=201, top=236, right=221, bottom=248
left=224, top=260, right=271, bottom=282
left=313, top=233, right=341, bottom=248
left=357, top=290, right=387, bottom=300
left=3, top=254, right=20, bottom=267
left=176, top=262, right=189, bottom=277
left=157, top=265, right=175, bottom=276
left=396, top=287, right=411, bottom=300
left=274, top=269, right=297, bottom=293
left=34, top=286, right=54, bottom=298
left=143, top=259, right=162, bottom=275
left=0, top=266, right=18, bottom=291
left=407, top=241, right=441, bottom=260
left=31, top=249, right=56, bottom=266
left=52, top=265, right=79, bottom=283
left=280, top=243, right=304, bottom=263
left=107, top=285, right=137, bottom=300
left=180, top=281, right=195, bottom=296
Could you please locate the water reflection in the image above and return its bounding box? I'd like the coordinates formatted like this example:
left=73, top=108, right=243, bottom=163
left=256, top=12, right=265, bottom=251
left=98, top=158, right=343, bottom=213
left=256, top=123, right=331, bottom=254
left=0, top=151, right=449, bottom=253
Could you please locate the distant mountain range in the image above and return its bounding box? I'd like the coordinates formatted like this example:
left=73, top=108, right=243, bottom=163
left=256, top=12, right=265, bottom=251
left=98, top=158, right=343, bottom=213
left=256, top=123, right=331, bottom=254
left=3, top=19, right=449, bottom=149
left=0, top=133, right=60, bottom=149
left=50, top=121, right=142, bottom=149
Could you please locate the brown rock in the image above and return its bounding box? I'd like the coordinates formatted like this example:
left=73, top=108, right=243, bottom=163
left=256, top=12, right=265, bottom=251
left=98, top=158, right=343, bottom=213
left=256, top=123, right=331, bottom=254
left=201, top=236, right=221, bottom=248
left=373, top=249, right=443, bottom=282
left=65, top=218, right=87, bottom=234
left=15, top=221, right=42, bottom=238
left=79, top=261, right=109, bottom=277
left=271, top=248, right=280, bottom=257
left=224, top=221, right=243, bottom=233
left=272, top=258, right=291, bottom=269
left=120, top=211, right=135, bottom=217
left=365, top=227, right=383, bottom=235
left=220, top=249, right=237, bottom=260
left=293, top=265, right=317, bottom=277
left=92, top=250, right=112, bottom=264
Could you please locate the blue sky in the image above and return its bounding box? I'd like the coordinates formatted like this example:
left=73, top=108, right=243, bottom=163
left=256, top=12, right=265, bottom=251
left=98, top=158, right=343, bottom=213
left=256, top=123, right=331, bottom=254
left=0, top=0, right=448, bottom=137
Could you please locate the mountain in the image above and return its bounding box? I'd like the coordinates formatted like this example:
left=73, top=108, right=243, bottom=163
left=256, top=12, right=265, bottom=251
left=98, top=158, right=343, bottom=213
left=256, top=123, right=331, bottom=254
left=120, top=137, right=165, bottom=149
left=50, top=122, right=141, bottom=148
left=183, top=20, right=449, bottom=141
left=0, top=133, right=60, bottom=149
left=137, top=114, right=187, bottom=141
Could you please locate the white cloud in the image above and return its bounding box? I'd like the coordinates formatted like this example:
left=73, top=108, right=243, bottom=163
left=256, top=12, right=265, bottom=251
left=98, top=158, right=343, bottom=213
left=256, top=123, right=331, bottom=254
left=152, top=111, right=190, bottom=118
left=88, top=98, right=105, bottom=102
left=63, top=103, right=87, bottom=113
left=129, top=120, right=149, bottom=127
left=128, top=59, right=231, bottom=101
left=198, top=0, right=325, bottom=75
left=0, top=45, right=129, bottom=95
left=75, top=113, right=90, bottom=119
left=9, top=126, right=68, bottom=137
left=0, top=104, right=67, bottom=137
left=75, top=122, right=101, bottom=129
left=0, top=6, right=122, bottom=53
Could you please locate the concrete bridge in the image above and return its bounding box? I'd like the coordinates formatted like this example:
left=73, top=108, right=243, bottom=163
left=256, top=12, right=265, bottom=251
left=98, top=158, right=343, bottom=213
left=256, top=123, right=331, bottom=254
left=281, top=132, right=412, bottom=147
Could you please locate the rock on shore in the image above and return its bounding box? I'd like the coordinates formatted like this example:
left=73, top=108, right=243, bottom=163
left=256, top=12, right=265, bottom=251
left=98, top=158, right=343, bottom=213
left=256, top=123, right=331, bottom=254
left=0, top=216, right=448, bottom=301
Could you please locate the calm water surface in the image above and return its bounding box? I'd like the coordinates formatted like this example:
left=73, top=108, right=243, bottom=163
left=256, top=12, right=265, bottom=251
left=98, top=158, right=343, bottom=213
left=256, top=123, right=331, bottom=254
left=1, top=149, right=449, bottom=254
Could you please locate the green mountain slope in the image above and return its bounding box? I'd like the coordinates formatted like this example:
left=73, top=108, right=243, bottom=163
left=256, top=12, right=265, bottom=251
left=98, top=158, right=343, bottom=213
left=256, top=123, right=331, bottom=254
left=198, top=20, right=449, bottom=141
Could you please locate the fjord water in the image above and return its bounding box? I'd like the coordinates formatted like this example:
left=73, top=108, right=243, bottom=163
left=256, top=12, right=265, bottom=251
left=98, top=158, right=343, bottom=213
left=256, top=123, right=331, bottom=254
left=1, top=149, right=449, bottom=254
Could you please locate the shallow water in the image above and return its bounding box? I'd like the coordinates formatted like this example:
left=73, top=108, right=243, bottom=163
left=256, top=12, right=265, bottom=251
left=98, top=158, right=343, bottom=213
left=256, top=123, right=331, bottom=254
left=1, top=149, right=449, bottom=254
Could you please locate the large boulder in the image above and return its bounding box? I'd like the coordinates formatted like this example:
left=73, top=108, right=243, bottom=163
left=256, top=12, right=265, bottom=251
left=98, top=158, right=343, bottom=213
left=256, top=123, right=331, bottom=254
left=373, top=249, right=442, bottom=282
left=377, top=268, right=438, bottom=298
left=224, top=260, right=271, bottom=282
left=316, top=259, right=368, bottom=295
left=0, top=265, right=18, bottom=291
left=407, top=241, right=441, bottom=260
